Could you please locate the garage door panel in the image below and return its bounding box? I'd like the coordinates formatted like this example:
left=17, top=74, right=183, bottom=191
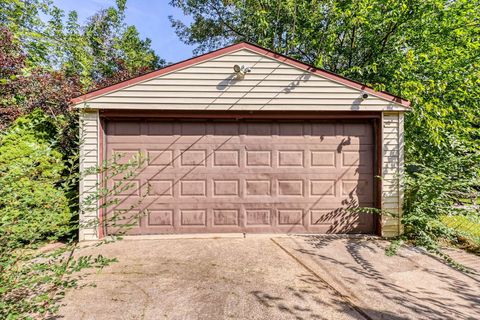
left=112, top=179, right=141, bottom=196
left=213, top=149, right=241, bottom=167
left=107, top=177, right=373, bottom=202
left=107, top=121, right=141, bottom=135
left=147, top=149, right=174, bottom=166
left=110, top=149, right=142, bottom=165
left=310, top=209, right=354, bottom=225
left=105, top=209, right=144, bottom=235
left=277, top=208, right=305, bottom=226
left=105, top=120, right=375, bottom=234
left=146, top=121, right=175, bottom=135
left=147, top=209, right=174, bottom=228
left=147, top=179, right=175, bottom=197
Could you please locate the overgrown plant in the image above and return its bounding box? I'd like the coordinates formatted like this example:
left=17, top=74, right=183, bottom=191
left=381, top=143, right=480, bottom=262
left=402, top=146, right=480, bottom=252
left=0, top=1, right=168, bottom=317
left=0, top=110, right=149, bottom=319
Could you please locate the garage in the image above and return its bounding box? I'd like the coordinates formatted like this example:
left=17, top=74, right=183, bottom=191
left=74, top=42, right=409, bottom=240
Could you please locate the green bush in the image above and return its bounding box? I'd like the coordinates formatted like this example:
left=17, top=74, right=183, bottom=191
left=0, top=110, right=124, bottom=319
left=0, top=109, right=72, bottom=247
left=402, top=142, right=480, bottom=254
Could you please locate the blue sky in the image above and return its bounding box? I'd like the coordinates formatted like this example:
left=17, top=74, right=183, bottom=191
left=51, top=0, right=195, bottom=63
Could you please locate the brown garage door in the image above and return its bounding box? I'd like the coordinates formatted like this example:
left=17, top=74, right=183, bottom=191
left=104, top=119, right=375, bottom=235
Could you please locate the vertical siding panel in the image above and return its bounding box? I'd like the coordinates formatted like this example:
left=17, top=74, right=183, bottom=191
left=382, top=112, right=403, bottom=237
left=398, top=113, right=405, bottom=235
left=79, top=110, right=99, bottom=241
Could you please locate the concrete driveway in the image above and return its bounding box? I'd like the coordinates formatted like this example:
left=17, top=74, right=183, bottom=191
left=58, top=235, right=480, bottom=320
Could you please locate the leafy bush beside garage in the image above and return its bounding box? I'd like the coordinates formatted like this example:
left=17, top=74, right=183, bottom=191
left=0, top=110, right=72, bottom=318
left=0, top=110, right=72, bottom=247
left=0, top=110, right=120, bottom=319
left=403, top=151, right=480, bottom=255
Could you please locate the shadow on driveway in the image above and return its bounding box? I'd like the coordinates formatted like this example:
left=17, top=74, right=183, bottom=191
left=274, top=235, right=480, bottom=320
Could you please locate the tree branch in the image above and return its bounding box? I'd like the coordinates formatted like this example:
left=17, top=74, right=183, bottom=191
left=208, top=3, right=248, bottom=41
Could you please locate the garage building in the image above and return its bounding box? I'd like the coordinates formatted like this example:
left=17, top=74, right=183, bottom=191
left=73, top=42, right=409, bottom=241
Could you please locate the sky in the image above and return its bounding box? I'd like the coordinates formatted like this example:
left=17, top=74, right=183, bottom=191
left=51, top=0, right=195, bottom=63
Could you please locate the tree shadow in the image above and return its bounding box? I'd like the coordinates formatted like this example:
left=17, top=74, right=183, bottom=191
left=250, top=272, right=414, bottom=320
left=290, top=236, right=480, bottom=319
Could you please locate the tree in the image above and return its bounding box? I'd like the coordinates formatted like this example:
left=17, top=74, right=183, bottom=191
left=0, top=27, right=81, bottom=129
left=59, top=0, right=164, bottom=88
left=0, top=110, right=72, bottom=246
left=0, top=0, right=164, bottom=90
left=1, top=0, right=166, bottom=128
left=0, top=0, right=53, bottom=67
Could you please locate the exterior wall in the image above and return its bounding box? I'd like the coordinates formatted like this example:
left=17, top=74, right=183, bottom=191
left=381, top=112, right=404, bottom=237
left=79, top=110, right=100, bottom=241
left=80, top=49, right=408, bottom=112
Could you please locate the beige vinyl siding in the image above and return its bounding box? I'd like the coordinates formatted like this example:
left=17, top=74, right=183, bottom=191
left=77, top=49, right=408, bottom=112
left=382, top=112, right=404, bottom=237
left=79, top=110, right=99, bottom=241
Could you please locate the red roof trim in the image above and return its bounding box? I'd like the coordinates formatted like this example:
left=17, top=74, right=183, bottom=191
left=71, top=42, right=410, bottom=107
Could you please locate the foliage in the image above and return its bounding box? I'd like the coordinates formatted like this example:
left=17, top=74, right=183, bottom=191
left=0, top=0, right=51, bottom=67
left=385, top=239, right=404, bottom=257
left=0, top=27, right=81, bottom=130
left=442, top=215, right=480, bottom=242
left=171, top=0, right=480, bottom=253
left=0, top=110, right=75, bottom=318
left=0, top=110, right=146, bottom=319
left=0, top=0, right=164, bottom=90
left=0, top=110, right=72, bottom=247
left=56, top=0, right=164, bottom=88
left=0, top=244, right=116, bottom=319
left=0, top=1, right=167, bottom=317
left=403, top=148, right=480, bottom=250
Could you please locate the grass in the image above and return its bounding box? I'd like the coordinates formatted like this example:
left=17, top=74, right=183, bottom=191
left=442, top=215, right=480, bottom=239
left=441, top=215, right=480, bottom=254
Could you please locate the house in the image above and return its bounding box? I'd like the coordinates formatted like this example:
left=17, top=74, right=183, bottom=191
left=72, top=42, right=409, bottom=241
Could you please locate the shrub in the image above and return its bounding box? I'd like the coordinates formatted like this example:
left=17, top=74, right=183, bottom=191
left=401, top=142, right=480, bottom=256
left=0, top=109, right=72, bottom=248
left=0, top=110, right=147, bottom=318
left=0, top=110, right=122, bottom=319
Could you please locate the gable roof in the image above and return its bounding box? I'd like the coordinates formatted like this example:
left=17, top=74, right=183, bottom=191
left=71, top=42, right=410, bottom=108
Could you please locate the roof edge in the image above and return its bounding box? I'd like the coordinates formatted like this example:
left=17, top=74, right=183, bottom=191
left=71, top=42, right=249, bottom=104
left=71, top=41, right=410, bottom=108
left=241, top=42, right=410, bottom=108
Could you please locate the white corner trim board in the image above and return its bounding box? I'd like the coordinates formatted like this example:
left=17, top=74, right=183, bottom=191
left=382, top=112, right=404, bottom=237
left=79, top=110, right=100, bottom=241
